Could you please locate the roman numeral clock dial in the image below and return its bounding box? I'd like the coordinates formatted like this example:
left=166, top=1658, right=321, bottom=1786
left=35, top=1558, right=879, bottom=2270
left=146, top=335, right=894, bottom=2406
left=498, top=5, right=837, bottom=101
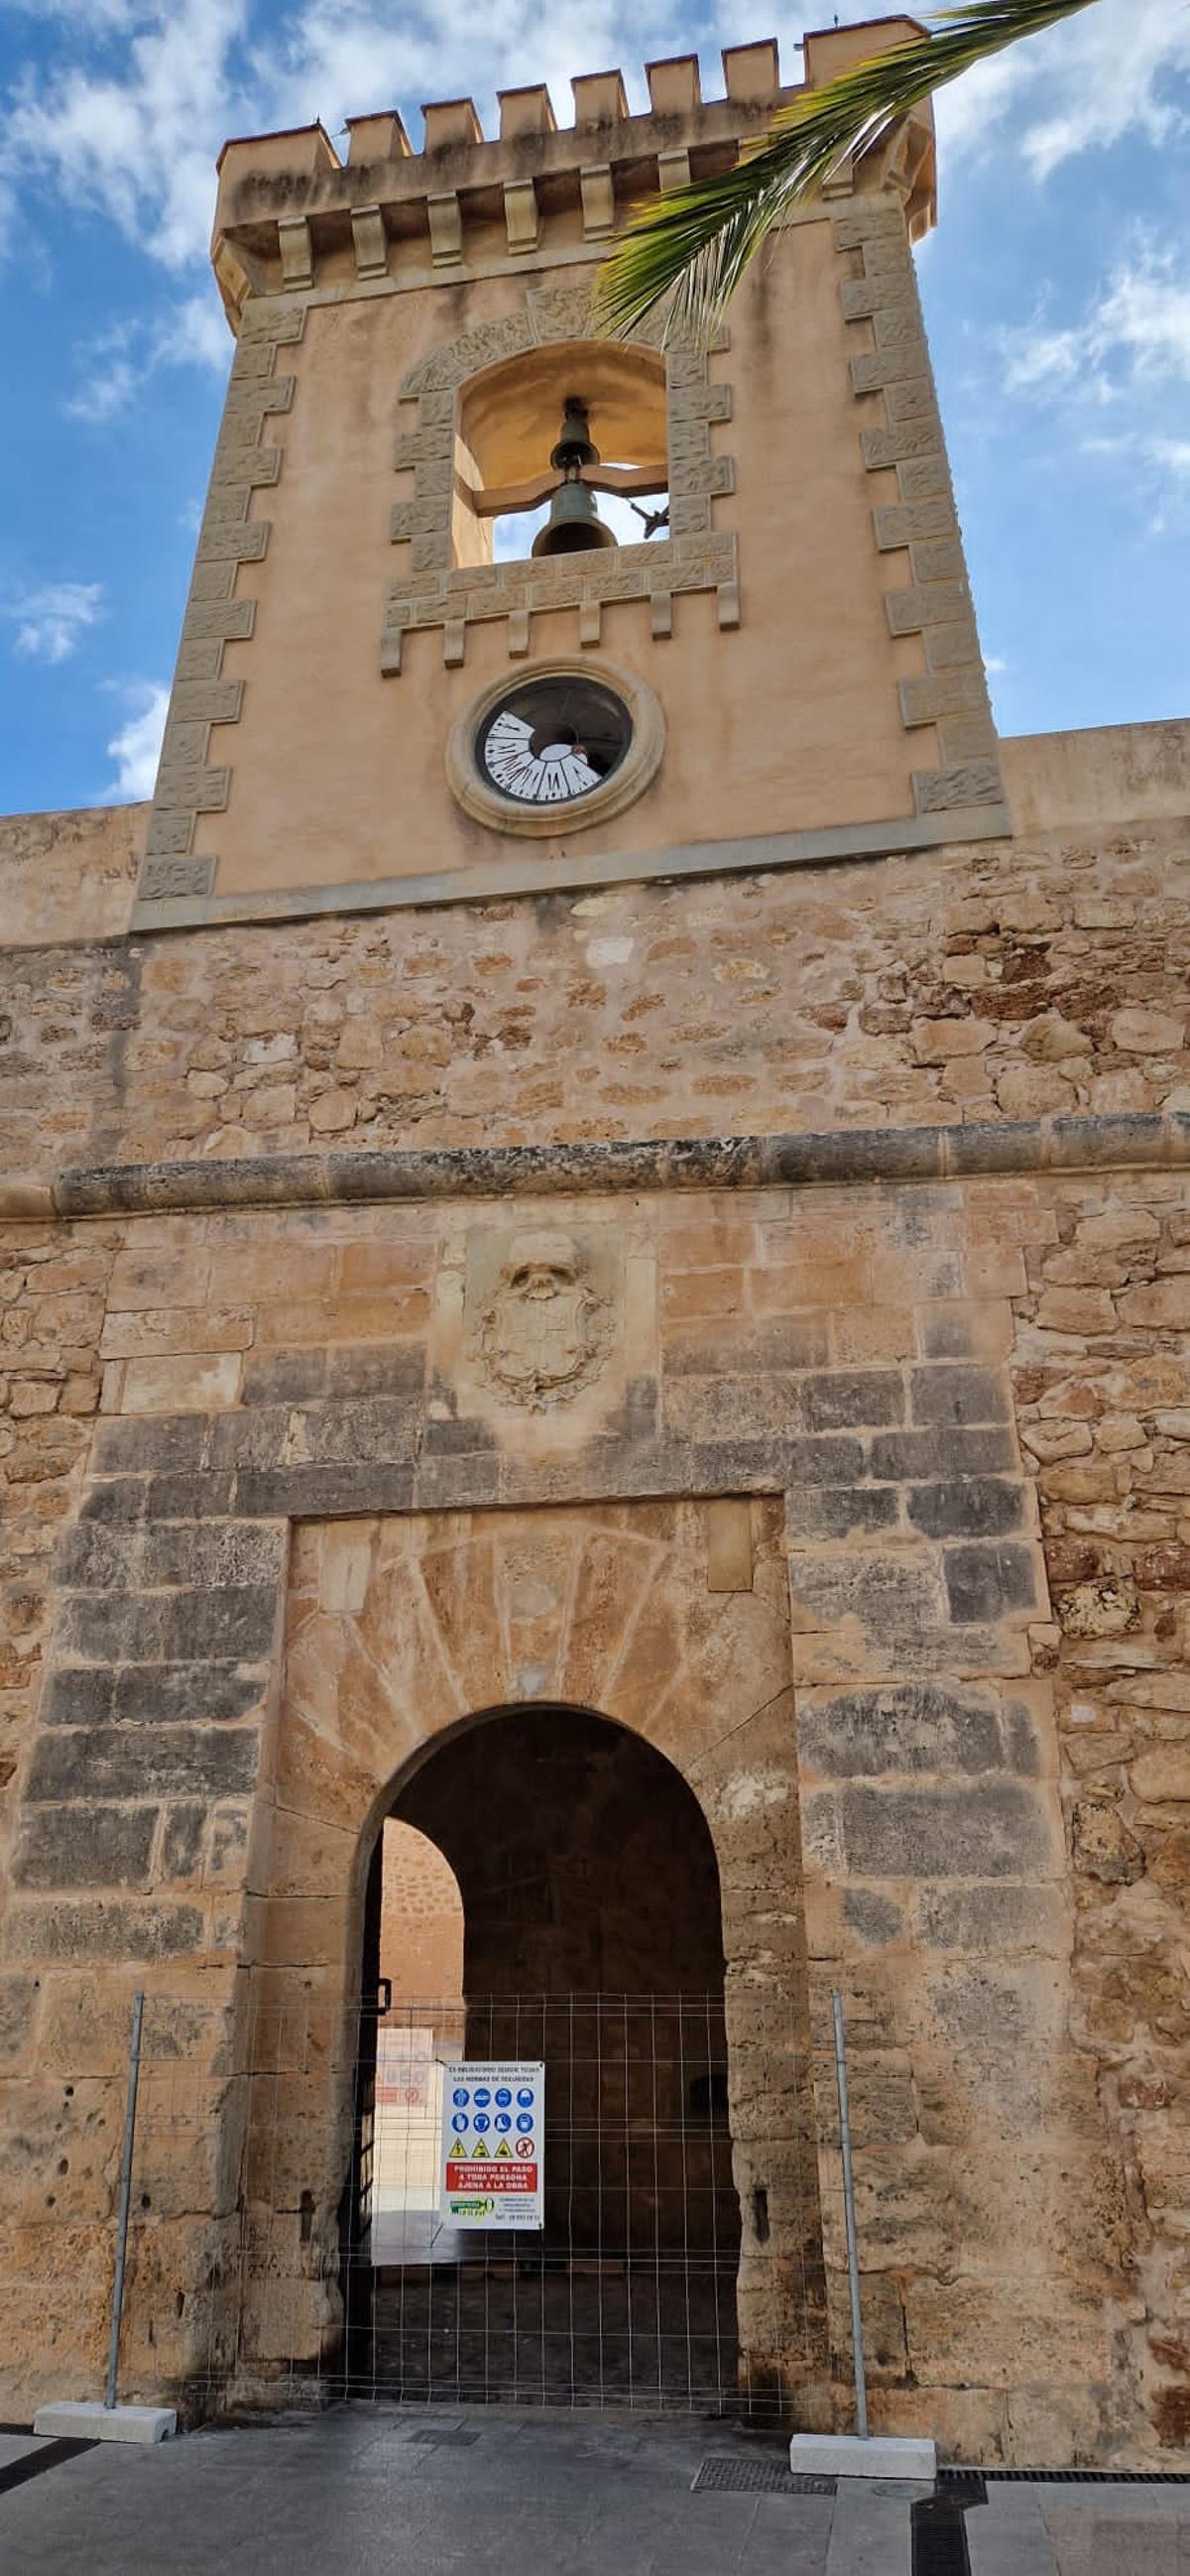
left=476, top=676, right=632, bottom=810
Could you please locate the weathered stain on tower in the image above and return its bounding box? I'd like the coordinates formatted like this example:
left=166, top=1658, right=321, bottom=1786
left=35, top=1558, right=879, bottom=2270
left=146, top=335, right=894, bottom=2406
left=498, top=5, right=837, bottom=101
left=0, top=20, right=1188, bottom=2465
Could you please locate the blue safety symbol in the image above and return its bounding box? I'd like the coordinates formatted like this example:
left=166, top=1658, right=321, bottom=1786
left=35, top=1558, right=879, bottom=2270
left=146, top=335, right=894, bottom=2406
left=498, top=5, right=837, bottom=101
left=452, top=2088, right=469, bottom=2107
left=451, top=2113, right=467, bottom=2133
left=516, top=2113, right=534, bottom=2134
left=495, top=2114, right=511, bottom=2133
left=517, top=2088, right=534, bottom=2107
left=473, top=2087, right=492, bottom=2108
left=495, top=2087, right=512, bottom=2106
left=473, top=2113, right=491, bottom=2134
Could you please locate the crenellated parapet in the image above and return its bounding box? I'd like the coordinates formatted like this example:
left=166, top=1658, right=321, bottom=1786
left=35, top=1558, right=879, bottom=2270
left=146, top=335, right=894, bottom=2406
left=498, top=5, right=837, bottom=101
left=211, top=27, right=935, bottom=324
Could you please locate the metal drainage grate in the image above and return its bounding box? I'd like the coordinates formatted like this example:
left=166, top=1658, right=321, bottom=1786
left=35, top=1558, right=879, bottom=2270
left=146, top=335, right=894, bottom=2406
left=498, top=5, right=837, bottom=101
left=692, top=2458, right=836, bottom=2497
left=942, top=2467, right=1190, bottom=2486
left=912, top=2491, right=978, bottom=2576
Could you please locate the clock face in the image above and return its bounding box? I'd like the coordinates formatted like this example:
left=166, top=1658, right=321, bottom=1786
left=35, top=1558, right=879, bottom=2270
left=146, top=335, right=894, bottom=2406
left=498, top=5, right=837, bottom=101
left=476, top=676, right=632, bottom=808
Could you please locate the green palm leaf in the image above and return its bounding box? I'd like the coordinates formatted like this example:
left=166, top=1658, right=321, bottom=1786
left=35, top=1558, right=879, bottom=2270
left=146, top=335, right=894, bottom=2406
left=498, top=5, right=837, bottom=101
left=596, top=0, right=1098, bottom=341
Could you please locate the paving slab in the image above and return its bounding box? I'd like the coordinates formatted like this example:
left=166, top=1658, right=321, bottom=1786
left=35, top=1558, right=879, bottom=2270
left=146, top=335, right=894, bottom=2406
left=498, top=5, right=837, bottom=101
left=2, top=2404, right=1188, bottom=2576
left=825, top=2476, right=931, bottom=2576
left=1041, top=2502, right=1189, bottom=2576
left=0, top=2433, right=44, bottom=2470
left=0, top=2406, right=830, bottom=2576
left=966, top=2486, right=1058, bottom=2575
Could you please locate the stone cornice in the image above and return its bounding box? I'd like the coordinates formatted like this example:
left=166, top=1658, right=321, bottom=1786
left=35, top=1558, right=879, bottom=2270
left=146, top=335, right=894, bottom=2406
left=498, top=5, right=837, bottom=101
left=3, top=1114, right=1187, bottom=1226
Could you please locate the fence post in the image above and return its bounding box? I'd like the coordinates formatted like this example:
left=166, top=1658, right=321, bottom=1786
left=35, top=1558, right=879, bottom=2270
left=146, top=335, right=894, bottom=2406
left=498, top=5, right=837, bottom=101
left=831, top=1987, right=868, bottom=2441
left=105, top=1989, right=145, bottom=2411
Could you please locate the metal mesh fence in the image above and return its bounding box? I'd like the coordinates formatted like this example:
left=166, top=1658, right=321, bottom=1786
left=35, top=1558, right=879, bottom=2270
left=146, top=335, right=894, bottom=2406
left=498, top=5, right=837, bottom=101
left=32, top=1981, right=868, bottom=2423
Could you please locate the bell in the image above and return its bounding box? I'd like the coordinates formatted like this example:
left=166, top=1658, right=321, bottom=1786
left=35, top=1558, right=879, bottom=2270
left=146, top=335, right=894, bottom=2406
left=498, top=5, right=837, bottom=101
left=532, top=477, right=617, bottom=557
left=532, top=395, right=617, bottom=557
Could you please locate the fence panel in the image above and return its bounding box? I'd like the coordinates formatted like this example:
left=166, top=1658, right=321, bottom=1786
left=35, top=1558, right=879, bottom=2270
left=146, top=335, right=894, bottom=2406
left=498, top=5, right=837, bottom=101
left=27, top=1981, right=870, bottom=2423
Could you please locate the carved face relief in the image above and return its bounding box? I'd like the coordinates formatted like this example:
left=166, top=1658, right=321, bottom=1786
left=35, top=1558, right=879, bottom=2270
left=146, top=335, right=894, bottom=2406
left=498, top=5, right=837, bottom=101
left=472, top=1228, right=616, bottom=1411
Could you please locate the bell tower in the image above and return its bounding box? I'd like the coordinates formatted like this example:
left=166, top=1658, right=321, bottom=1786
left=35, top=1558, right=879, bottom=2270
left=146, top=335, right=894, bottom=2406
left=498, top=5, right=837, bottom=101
left=133, top=20, right=1007, bottom=929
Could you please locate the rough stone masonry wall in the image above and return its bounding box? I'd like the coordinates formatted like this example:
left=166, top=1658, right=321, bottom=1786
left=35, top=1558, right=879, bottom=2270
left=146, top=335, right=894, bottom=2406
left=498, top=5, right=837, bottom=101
left=0, top=775, right=1187, bottom=2451
left=1010, top=1167, right=1190, bottom=2454
left=1, top=813, right=1188, bottom=1178
left=0, top=1158, right=1186, bottom=2457
left=379, top=1819, right=462, bottom=2004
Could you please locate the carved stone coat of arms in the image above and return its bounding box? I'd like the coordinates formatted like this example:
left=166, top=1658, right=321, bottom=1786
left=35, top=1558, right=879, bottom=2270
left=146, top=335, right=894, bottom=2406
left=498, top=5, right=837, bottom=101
left=474, top=1229, right=615, bottom=1411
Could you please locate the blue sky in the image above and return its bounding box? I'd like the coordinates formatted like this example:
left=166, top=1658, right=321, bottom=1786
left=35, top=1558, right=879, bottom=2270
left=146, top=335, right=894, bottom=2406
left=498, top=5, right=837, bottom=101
left=0, top=0, right=1187, bottom=816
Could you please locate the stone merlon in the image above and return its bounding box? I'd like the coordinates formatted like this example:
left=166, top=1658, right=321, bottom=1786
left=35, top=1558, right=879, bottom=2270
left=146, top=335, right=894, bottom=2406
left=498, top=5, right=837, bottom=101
left=211, top=19, right=935, bottom=320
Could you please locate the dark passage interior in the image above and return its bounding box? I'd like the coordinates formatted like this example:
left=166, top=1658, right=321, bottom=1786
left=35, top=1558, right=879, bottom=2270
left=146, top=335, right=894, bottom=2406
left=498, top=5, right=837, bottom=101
left=348, top=1703, right=742, bottom=2406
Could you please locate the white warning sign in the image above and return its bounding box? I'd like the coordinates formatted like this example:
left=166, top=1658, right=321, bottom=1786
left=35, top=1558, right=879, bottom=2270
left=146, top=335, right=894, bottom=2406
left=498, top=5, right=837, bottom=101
left=440, top=2061, right=544, bottom=2231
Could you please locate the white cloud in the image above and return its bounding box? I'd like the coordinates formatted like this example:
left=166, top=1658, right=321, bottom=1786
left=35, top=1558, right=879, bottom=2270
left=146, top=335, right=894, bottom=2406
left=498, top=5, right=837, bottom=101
left=1003, top=241, right=1190, bottom=404
left=103, top=679, right=170, bottom=798
left=997, top=232, right=1190, bottom=537
left=155, top=291, right=229, bottom=370
left=936, top=0, right=1190, bottom=175
left=63, top=347, right=140, bottom=422
left=64, top=291, right=230, bottom=422
left=1093, top=254, right=1190, bottom=387
left=1147, top=435, right=1190, bottom=480
left=4, top=0, right=248, bottom=271
left=6, top=580, right=103, bottom=663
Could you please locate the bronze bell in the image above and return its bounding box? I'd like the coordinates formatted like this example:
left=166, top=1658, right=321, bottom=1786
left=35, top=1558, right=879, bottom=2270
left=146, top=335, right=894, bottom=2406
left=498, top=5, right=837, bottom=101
left=532, top=396, right=617, bottom=558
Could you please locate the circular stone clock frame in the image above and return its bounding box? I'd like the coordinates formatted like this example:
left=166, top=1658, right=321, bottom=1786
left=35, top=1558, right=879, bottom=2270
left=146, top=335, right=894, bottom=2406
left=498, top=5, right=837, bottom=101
left=446, top=658, right=665, bottom=838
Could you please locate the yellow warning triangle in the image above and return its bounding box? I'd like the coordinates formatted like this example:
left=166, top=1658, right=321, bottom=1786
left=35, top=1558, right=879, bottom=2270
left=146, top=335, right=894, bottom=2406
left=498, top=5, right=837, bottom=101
left=495, top=2140, right=512, bottom=2157
left=471, top=2139, right=489, bottom=2157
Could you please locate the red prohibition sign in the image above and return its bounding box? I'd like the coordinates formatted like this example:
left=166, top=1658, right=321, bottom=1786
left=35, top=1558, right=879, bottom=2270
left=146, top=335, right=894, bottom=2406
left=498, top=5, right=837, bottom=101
left=515, top=2138, right=535, bottom=2158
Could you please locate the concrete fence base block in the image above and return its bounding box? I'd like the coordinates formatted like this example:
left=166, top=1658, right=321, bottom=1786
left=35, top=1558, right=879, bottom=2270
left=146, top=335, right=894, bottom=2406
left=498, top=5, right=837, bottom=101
left=34, top=2400, right=178, bottom=2445
left=790, top=2431, right=937, bottom=2481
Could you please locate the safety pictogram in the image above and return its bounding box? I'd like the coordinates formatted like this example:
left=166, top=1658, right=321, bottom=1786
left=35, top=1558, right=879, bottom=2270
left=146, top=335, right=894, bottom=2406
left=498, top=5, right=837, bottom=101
left=440, top=2060, right=544, bottom=2232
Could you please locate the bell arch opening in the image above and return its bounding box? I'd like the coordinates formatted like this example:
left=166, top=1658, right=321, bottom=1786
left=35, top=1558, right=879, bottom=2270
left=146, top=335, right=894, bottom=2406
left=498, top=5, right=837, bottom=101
left=451, top=343, right=669, bottom=566
left=348, top=1701, right=744, bottom=2407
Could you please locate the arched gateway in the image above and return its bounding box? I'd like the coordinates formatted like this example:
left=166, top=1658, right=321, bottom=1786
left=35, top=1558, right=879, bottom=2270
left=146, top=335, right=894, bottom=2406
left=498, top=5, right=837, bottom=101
left=233, top=1500, right=828, bottom=2416
left=351, top=1704, right=742, bottom=2404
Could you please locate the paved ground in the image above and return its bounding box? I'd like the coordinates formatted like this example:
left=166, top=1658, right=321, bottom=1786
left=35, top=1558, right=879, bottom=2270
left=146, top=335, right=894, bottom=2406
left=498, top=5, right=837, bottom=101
left=0, top=2407, right=1187, bottom=2574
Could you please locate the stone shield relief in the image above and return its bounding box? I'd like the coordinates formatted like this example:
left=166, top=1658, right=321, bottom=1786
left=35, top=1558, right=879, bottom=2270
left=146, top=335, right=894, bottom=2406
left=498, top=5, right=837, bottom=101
left=463, top=1226, right=621, bottom=1415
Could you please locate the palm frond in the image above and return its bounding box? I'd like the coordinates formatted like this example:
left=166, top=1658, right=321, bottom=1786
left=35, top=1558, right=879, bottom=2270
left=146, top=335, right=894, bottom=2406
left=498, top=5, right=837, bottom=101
left=596, top=0, right=1097, bottom=341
